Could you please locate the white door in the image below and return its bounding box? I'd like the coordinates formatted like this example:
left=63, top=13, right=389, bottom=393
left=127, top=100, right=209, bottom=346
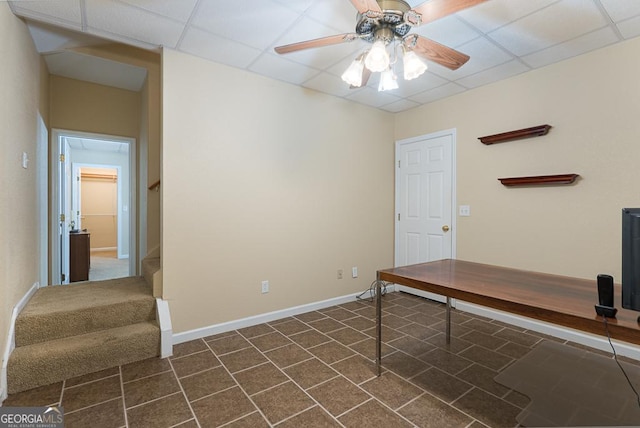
left=71, top=165, right=82, bottom=231
left=395, top=130, right=455, bottom=301
left=59, top=138, right=72, bottom=284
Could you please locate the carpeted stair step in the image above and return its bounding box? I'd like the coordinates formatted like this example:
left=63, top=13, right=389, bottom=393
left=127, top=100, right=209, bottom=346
left=15, top=277, right=156, bottom=347
left=8, top=321, right=160, bottom=394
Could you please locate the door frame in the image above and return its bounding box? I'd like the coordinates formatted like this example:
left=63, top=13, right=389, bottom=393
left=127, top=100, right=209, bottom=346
left=394, top=128, right=457, bottom=301
left=50, top=129, right=137, bottom=285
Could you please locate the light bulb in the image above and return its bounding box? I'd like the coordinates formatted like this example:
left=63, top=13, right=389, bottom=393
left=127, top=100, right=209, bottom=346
left=364, top=40, right=390, bottom=73
left=378, top=67, right=398, bottom=92
left=403, top=50, right=427, bottom=81
left=341, top=58, right=364, bottom=87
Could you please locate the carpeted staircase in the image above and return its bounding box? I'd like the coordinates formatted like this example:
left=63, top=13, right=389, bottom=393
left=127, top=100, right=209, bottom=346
left=7, top=276, right=160, bottom=394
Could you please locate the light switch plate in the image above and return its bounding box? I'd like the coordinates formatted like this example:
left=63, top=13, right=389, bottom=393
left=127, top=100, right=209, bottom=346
left=459, top=205, right=470, bottom=216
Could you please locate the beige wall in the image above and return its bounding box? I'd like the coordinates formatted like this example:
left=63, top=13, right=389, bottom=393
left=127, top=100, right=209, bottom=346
left=0, top=3, right=48, bottom=392
left=396, top=36, right=640, bottom=281
left=81, top=168, right=118, bottom=249
left=50, top=76, right=140, bottom=138
left=162, top=49, right=395, bottom=333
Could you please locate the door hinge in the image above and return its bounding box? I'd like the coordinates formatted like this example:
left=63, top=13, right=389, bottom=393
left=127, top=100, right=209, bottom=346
left=59, top=154, right=65, bottom=162
left=60, top=213, right=65, bottom=222
left=397, top=213, right=400, bottom=221
left=398, top=160, right=401, bottom=168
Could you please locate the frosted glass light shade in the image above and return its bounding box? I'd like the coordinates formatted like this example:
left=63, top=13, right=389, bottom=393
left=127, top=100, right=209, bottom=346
left=364, top=40, right=390, bottom=72
left=403, top=50, right=427, bottom=81
left=378, top=68, right=398, bottom=92
left=341, top=58, right=364, bottom=87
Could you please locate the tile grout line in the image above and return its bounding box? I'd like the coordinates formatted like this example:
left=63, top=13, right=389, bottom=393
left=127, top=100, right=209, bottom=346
left=121, top=369, right=172, bottom=385
left=58, top=379, right=65, bottom=409
left=233, top=327, right=348, bottom=426
left=118, top=366, right=129, bottom=428
left=166, top=359, right=202, bottom=428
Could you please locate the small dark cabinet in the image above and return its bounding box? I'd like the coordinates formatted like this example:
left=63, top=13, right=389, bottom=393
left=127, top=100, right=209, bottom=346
left=70, top=231, right=90, bottom=282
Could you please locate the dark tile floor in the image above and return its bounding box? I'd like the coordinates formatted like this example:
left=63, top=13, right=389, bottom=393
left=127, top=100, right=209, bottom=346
left=2, top=291, right=627, bottom=427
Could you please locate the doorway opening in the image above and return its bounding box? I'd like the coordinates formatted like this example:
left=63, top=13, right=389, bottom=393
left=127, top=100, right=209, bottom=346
left=51, top=129, right=136, bottom=285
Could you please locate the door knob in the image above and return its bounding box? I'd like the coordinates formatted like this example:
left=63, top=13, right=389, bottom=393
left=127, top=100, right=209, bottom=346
left=442, top=225, right=450, bottom=232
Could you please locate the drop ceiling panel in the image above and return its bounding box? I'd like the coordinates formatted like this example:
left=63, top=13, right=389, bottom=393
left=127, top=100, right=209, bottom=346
left=303, top=0, right=360, bottom=33
left=599, top=0, right=640, bottom=23
left=9, top=0, right=640, bottom=112
left=521, top=26, right=619, bottom=68
left=456, top=59, right=529, bottom=89
left=488, top=0, right=608, bottom=56
left=346, top=86, right=402, bottom=108
left=273, top=0, right=316, bottom=14
left=27, top=21, right=108, bottom=53
left=85, top=0, right=186, bottom=48
left=457, top=0, right=559, bottom=33
left=303, top=72, right=354, bottom=97
left=191, top=0, right=299, bottom=51
left=392, top=72, right=449, bottom=98
left=617, top=16, right=640, bottom=40
left=409, top=82, right=467, bottom=104
left=412, top=16, right=483, bottom=48
left=10, top=0, right=82, bottom=27
left=249, top=52, right=320, bottom=85
left=118, top=0, right=198, bottom=23
left=179, top=27, right=262, bottom=69
left=380, top=98, right=421, bottom=113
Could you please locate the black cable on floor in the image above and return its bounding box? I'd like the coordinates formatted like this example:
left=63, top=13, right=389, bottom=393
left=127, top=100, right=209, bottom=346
left=602, top=315, right=640, bottom=409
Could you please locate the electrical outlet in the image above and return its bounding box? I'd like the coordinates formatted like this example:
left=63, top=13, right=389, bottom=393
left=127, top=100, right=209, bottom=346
left=261, top=280, right=269, bottom=294
left=337, top=269, right=343, bottom=279
left=459, top=205, right=471, bottom=216
left=352, top=267, right=358, bottom=278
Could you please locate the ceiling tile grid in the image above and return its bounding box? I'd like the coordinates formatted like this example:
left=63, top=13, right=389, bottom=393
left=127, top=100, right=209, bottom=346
left=8, top=0, right=640, bottom=112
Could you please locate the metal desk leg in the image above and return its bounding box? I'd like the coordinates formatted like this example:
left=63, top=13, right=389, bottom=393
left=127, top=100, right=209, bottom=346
left=376, top=274, right=382, bottom=376
left=446, top=297, right=452, bottom=345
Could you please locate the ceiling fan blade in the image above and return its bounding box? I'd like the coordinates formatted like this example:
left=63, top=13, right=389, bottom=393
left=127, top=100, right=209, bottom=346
left=404, top=35, right=470, bottom=70
left=348, top=0, right=382, bottom=14
left=412, top=0, right=487, bottom=25
left=274, top=33, right=358, bottom=54
left=350, top=67, right=372, bottom=89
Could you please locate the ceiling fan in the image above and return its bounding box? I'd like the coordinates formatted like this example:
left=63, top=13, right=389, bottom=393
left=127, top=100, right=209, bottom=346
left=274, top=0, right=487, bottom=90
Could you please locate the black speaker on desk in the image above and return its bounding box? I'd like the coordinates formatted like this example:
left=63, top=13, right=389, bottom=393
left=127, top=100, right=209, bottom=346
left=595, top=274, right=617, bottom=318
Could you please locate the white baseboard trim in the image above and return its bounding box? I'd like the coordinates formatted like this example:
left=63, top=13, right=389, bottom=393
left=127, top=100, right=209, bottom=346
left=1, top=282, right=39, bottom=403
left=173, top=291, right=363, bottom=345
left=156, top=298, right=173, bottom=358
left=396, top=286, right=640, bottom=361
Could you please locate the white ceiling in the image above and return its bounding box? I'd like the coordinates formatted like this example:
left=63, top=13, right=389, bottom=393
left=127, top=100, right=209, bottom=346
left=67, top=137, right=129, bottom=154
left=9, top=0, right=640, bottom=112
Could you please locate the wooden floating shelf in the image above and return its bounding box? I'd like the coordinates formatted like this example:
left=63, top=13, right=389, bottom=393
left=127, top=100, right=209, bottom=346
left=479, top=124, right=552, bottom=145
left=498, top=174, right=579, bottom=187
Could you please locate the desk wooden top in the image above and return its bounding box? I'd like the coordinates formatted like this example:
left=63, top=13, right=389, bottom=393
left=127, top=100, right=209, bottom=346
left=378, top=259, right=640, bottom=345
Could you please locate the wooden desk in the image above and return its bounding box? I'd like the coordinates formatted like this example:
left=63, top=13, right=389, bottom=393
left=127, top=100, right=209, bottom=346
left=375, top=259, right=640, bottom=375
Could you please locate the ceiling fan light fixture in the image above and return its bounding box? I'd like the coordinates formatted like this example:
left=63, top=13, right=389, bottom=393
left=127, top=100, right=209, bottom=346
left=341, top=57, right=365, bottom=87
left=378, top=67, right=398, bottom=92
left=364, top=40, right=390, bottom=72
left=403, top=49, right=427, bottom=81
